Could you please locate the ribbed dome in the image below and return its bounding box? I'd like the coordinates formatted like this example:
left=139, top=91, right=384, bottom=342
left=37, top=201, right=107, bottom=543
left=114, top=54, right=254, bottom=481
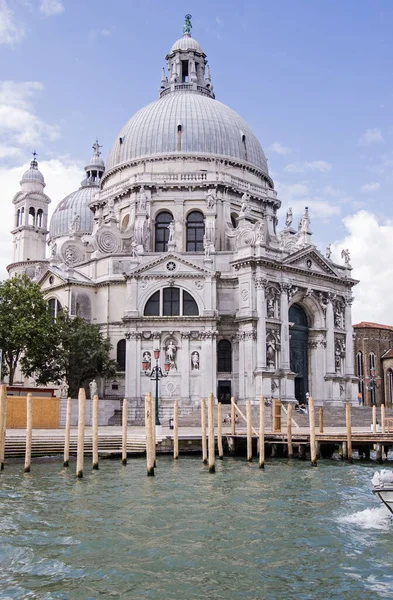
left=49, top=186, right=97, bottom=239
left=170, top=34, right=203, bottom=54
left=106, top=92, right=268, bottom=176
left=20, top=161, right=45, bottom=185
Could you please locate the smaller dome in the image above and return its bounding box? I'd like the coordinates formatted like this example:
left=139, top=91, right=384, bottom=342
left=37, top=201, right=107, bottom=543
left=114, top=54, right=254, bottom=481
left=87, top=155, right=105, bottom=168
left=20, top=158, right=45, bottom=185
left=170, top=34, right=203, bottom=54
left=49, top=186, right=97, bottom=239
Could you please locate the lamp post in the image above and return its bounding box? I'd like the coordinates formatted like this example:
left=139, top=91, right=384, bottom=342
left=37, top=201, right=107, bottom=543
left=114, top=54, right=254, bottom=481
left=365, top=367, right=382, bottom=406
left=142, top=348, right=170, bottom=426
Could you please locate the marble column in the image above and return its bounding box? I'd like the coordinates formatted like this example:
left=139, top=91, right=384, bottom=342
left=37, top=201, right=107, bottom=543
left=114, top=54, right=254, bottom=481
left=280, top=286, right=290, bottom=371
left=326, top=300, right=335, bottom=375
left=180, top=333, right=190, bottom=399
left=255, top=278, right=267, bottom=369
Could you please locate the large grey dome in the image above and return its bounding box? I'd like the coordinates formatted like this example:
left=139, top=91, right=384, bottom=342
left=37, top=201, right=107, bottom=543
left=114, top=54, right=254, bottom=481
left=106, top=92, right=269, bottom=176
left=49, top=186, right=97, bottom=239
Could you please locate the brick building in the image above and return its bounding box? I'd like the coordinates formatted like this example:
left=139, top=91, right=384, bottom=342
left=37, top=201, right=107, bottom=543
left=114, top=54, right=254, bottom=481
left=354, top=322, right=393, bottom=406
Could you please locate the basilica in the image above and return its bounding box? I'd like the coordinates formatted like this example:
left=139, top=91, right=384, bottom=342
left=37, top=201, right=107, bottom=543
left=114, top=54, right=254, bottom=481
left=7, top=17, right=358, bottom=419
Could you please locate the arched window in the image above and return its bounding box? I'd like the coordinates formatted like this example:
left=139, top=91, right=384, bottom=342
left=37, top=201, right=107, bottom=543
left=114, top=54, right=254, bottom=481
left=36, top=209, right=43, bottom=228
left=48, top=298, right=62, bottom=319
left=388, top=369, right=393, bottom=405
left=217, top=340, right=232, bottom=372
left=356, top=351, right=364, bottom=402
left=117, top=339, right=126, bottom=371
left=369, top=352, right=376, bottom=371
left=28, top=207, right=35, bottom=226
left=155, top=211, right=173, bottom=252
left=144, top=288, right=199, bottom=317
left=186, top=211, right=204, bottom=251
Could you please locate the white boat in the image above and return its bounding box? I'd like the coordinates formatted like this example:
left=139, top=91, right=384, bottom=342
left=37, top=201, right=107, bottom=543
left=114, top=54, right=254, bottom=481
left=372, top=470, right=393, bottom=514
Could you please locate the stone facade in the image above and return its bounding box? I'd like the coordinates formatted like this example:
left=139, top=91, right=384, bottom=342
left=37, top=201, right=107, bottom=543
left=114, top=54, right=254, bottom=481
left=7, top=21, right=358, bottom=418
left=354, top=322, right=393, bottom=406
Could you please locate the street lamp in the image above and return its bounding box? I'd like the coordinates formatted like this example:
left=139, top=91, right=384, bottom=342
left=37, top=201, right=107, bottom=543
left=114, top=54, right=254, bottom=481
left=365, top=367, right=382, bottom=406
left=142, top=348, right=171, bottom=426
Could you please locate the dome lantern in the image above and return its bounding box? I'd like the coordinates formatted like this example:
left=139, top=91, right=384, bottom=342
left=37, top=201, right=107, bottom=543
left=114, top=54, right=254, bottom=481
left=20, top=151, right=45, bottom=189
left=160, top=14, right=214, bottom=99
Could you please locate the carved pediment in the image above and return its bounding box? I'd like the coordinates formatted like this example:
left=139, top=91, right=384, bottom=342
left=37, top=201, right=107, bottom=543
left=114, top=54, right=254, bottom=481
left=126, top=253, right=215, bottom=279
left=39, top=266, right=93, bottom=290
left=282, top=247, right=340, bottom=278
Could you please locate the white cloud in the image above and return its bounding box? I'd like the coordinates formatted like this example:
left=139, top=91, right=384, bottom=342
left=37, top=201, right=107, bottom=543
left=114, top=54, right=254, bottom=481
left=276, top=181, right=341, bottom=224
left=332, top=211, right=393, bottom=325
left=0, top=80, right=60, bottom=154
left=269, top=142, right=291, bottom=155
left=216, top=16, right=223, bottom=26
left=39, top=0, right=64, bottom=17
left=89, top=28, right=113, bottom=44
left=0, top=158, right=83, bottom=280
left=0, top=0, right=24, bottom=44
left=284, top=160, right=332, bottom=174
left=361, top=182, right=380, bottom=193
left=358, top=128, right=384, bottom=146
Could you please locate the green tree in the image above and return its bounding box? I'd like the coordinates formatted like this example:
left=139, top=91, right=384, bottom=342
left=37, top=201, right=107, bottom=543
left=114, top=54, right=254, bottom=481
left=0, top=274, right=53, bottom=384
left=21, top=310, right=117, bottom=397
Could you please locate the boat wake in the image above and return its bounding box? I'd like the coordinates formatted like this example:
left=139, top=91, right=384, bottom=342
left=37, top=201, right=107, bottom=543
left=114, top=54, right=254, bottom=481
left=339, top=506, right=392, bottom=530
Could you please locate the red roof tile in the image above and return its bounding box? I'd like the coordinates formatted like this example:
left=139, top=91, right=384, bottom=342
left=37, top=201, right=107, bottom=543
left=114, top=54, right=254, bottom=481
left=353, top=321, right=393, bottom=332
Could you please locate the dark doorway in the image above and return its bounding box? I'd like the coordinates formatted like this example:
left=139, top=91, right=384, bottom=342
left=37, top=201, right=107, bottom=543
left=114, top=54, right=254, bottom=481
left=217, top=381, right=231, bottom=404
left=289, top=304, right=309, bottom=404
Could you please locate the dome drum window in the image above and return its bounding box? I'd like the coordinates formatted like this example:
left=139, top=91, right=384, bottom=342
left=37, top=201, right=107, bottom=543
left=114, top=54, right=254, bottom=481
left=155, top=211, right=173, bottom=252
left=144, top=287, right=199, bottom=316
left=186, top=211, right=204, bottom=252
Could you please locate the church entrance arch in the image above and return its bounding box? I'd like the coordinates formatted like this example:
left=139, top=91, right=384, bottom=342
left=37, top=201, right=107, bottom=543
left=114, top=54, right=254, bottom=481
left=289, top=304, right=309, bottom=404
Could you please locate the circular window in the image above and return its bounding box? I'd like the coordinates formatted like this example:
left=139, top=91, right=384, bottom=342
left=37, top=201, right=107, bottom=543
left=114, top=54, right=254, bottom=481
left=166, top=261, right=176, bottom=272
left=49, top=275, right=54, bottom=284
left=306, top=259, right=312, bottom=269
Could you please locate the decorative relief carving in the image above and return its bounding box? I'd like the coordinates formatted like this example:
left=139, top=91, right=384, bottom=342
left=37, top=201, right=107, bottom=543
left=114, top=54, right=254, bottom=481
left=266, top=330, right=280, bottom=370
left=60, top=241, right=84, bottom=266
left=191, top=351, right=199, bottom=370
left=96, top=229, right=119, bottom=254
left=194, top=280, right=204, bottom=290
left=125, top=331, right=142, bottom=341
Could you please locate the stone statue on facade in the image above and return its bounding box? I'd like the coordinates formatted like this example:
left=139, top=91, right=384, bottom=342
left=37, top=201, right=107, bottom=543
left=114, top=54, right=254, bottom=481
left=183, top=14, right=192, bottom=34
left=267, top=297, right=275, bottom=318
left=191, top=351, right=199, bottom=370
left=341, top=248, right=351, bottom=268
left=205, top=188, right=216, bottom=209
left=166, top=340, right=177, bottom=369
left=89, top=379, right=98, bottom=398
left=142, top=351, right=151, bottom=369
left=69, top=212, right=80, bottom=236
left=168, top=221, right=175, bottom=243
left=50, top=240, right=57, bottom=259
left=285, top=207, right=293, bottom=228
left=326, top=243, right=332, bottom=260
left=239, top=193, right=250, bottom=217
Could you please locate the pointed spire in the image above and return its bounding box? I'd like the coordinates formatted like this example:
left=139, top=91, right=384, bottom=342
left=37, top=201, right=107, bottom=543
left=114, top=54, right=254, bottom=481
left=205, top=63, right=211, bottom=83
left=30, top=150, right=39, bottom=169
left=160, top=66, right=166, bottom=89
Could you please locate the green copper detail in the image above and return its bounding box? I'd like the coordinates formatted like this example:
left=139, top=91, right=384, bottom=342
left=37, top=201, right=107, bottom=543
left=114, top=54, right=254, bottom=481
left=183, top=14, right=192, bottom=35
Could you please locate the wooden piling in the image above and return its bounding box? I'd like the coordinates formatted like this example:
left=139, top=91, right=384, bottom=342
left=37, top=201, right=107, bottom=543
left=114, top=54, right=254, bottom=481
left=24, top=393, right=33, bottom=473
left=372, top=405, right=377, bottom=434
left=319, top=407, right=324, bottom=433
left=63, top=397, right=72, bottom=467
left=76, top=387, right=86, bottom=479
left=273, top=399, right=282, bottom=432
left=173, top=399, right=179, bottom=460
left=287, top=403, right=293, bottom=458
left=308, top=396, right=317, bottom=466
left=217, top=402, right=223, bottom=459
left=0, top=384, right=8, bottom=470
left=259, top=396, right=265, bottom=469
left=122, top=398, right=128, bottom=466
left=376, top=443, right=383, bottom=464
left=381, top=404, right=385, bottom=460
left=92, top=394, right=99, bottom=470
left=231, top=398, right=235, bottom=435
left=208, top=393, right=215, bottom=473
left=346, top=402, right=353, bottom=464
left=145, top=393, right=154, bottom=476
left=201, top=398, right=207, bottom=464
left=246, top=400, right=252, bottom=462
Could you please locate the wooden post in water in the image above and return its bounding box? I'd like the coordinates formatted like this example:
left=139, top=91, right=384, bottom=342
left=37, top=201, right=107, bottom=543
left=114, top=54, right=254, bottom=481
left=217, top=402, right=223, bottom=460
left=24, top=393, right=33, bottom=473
left=346, top=402, right=353, bottom=464
left=231, top=398, right=235, bottom=435
left=145, top=393, right=154, bottom=476
left=372, top=405, right=377, bottom=434
left=201, top=398, right=207, bottom=464
left=319, top=408, right=324, bottom=434
left=63, top=397, right=72, bottom=467
left=122, top=398, right=128, bottom=466
left=308, top=396, right=317, bottom=466
left=76, top=387, right=86, bottom=479
left=287, top=403, right=293, bottom=458
left=259, top=396, right=265, bottom=469
left=173, top=399, right=179, bottom=460
left=92, top=394, right=99, bottom=470
left=208, top=393, right=215, bottom=473
left=381, top=403, right=386, bottom=460
left=0, top=384, right=8, bottom=470
left=246, top=400, right=252, bottom=462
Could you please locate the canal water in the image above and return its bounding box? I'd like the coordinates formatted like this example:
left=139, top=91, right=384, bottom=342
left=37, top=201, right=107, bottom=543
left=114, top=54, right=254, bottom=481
left=1, top=457, right=393, bottom=599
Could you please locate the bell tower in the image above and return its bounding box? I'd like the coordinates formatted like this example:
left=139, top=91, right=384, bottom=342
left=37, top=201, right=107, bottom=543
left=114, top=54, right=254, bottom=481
left=11, top=153, right=51, bottom=266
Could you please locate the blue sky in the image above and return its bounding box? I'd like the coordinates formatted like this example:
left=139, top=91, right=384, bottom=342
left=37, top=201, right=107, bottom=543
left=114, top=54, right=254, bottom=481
left=1, top=0, right=393, bottom=323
